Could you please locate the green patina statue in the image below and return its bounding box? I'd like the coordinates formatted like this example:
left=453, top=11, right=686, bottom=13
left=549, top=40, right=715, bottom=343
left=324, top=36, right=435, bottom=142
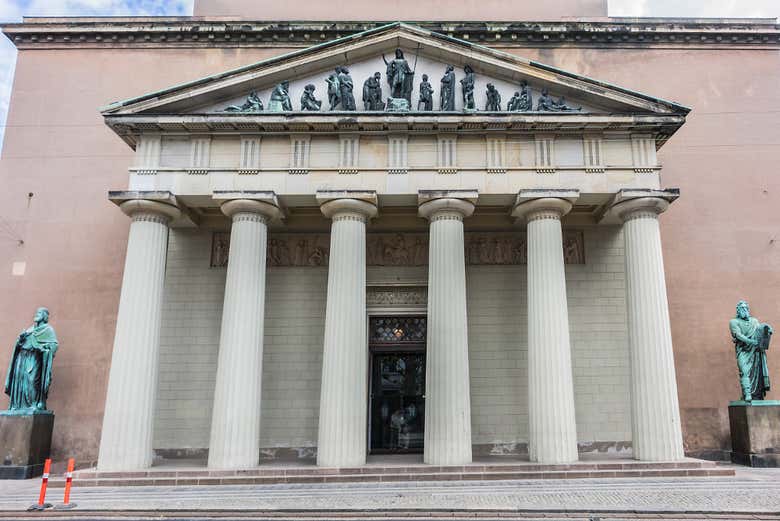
left=3, top=308, right=58, bottom=415
left=224, top=90, right=264, bottom=112
left=730, top=300, right=773, bottom=402
left=267, top=81, right=292, bottom=112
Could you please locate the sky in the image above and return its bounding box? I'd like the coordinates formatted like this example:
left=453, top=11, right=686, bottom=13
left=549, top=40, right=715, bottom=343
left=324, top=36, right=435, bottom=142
left=0, top=0, right=778, bottom=150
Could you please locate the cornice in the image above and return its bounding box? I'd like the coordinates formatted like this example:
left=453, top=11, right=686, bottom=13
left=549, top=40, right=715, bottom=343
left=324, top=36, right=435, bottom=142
left=2, top=19, right=779, bottom=50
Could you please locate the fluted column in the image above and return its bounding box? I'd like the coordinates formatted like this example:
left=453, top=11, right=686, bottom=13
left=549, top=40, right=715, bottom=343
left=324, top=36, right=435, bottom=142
left=613, top=196, right=684, bottom=461
left=419, top=196, right=475, bottom=466
left=208, top=199, right=282, bottom=469
left=513, top=196, right=578, bottom=464
left=98, top=199, right=180, bottom=471
left=316, top=196, right=378, bottom=467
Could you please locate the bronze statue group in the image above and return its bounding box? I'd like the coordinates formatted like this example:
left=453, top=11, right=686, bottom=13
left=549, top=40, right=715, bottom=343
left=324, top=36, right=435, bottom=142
left=223, top=48, right=582, bottom=113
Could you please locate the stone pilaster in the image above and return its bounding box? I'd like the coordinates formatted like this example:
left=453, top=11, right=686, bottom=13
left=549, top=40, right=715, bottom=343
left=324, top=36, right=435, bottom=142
left=512, top=193, right=579, bottom=464
left=613, top=195, right=684, bottom=461
left=208, top=197, right=282, bottom=469
left=316, top=194, right=378, bottom=467
left=98, top=199, right=180, bottom=471
left=419, top=194, right=476, bottom=466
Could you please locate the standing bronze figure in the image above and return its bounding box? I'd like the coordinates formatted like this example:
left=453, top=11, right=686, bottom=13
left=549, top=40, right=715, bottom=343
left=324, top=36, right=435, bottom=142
left=382, top=48, right=414, bottom=103
left=363, top=72, right=385, bottom=111
left=485, top=83, right=501, bottom=111
left=440, top=65, right=455, bottom=111
left=3, top=308, right=58, bottom=414
left=730, top=300, right=773, bottom=402
left=461, top=65, right=475, bottom=110
left=417, top=74, right=433, bottom=111
left=326, top=68, right=341, bottom=110
left=337, top=66, right=356, bottom=111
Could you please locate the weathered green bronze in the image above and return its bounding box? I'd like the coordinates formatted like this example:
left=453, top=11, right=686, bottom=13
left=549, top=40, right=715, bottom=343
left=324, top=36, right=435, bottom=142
left=300, top=84, right=321, bottom=111
left=224, top=90, right=264, bottom=112
left=730, top=300, right=773, bottom=402
left=3, top=308, right=58, bottom=415
left=417, top=74, right=433, bottom=111
left=461, top=65, right=475, bottom=111
left=507, top=80, right=533, bottom=111
left=338, top=66, right=356, bottom=111
left=537, top=89, right=581, bottom=112
left=268, top=81, right=292, bottom=112
left=326, top=68, right=341, bottom=110
left=485, top=83, right=501, bottom=111
left=439, top=65, right=455, bottom=111
left=383, top=48, right=414, bottom=103
left=362, top=72, right=385, bottom=111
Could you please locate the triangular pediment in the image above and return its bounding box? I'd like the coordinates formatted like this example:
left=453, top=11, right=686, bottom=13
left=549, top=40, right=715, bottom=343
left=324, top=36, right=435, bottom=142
left=101, top=23, right=689, bottom=118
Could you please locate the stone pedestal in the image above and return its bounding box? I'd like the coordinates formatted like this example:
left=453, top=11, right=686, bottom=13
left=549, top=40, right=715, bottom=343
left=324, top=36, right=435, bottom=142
left=0, top=413, right=54, bottom=479
left=729, top=401, right=780, bottom=467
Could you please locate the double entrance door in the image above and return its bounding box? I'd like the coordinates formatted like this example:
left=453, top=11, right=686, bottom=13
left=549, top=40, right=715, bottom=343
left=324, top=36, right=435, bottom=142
left=368, top=316, right=426, bottom=454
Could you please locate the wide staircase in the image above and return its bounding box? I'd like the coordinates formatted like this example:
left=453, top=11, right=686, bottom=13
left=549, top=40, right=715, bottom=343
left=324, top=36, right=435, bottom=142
left=51, top=459, right=733, bottom=487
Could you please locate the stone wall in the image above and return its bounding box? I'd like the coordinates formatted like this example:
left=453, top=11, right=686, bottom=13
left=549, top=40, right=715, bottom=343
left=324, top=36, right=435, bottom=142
left=154, top=226, right=630, bottom=456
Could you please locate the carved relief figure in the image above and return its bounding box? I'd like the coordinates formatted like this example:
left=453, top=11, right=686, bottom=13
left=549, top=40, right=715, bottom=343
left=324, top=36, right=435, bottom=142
left=417, top=74, right=433, bottom=111
left=326, top=68, right=341, bottom=110
left=268, top=81, right=292, bottom=112
left=461, top=65, right=475, bottom=110
left=537, top=89, right=582, bottom=112
left=508, top=80, right=533, bottom=111
left=485, top=83, right=501, bottom=111
left=300, top=84, right=322, bottom=111
left=383, top=48, right=415, bottom=102
left=563, top=235, right=584, bottom=264
left=440, top=65, right=456, bottom=111
left=363, top=72, right=385, bottom=111
left=224, top=90, right=264, bottom=112
left=4, top=308, right=58, bottom=413
left=730, top=300, right=773, bottom=402
left=337, top=66, right=356, bottom=111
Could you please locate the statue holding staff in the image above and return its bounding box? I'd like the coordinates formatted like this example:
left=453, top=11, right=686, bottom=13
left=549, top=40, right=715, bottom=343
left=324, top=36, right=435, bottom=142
left=729, top=300, right=773, bottom=402
left=3, top=308, right=58, bottom=414
left=382, top=48, right=415, bottom=103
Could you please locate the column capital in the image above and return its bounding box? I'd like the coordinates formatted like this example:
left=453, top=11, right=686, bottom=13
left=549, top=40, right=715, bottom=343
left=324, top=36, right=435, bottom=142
left=110, top=190, right=181, bottom=223
left=607, top=188, right=679, bottom=223
left=512, top=189, right=579, bottom=224
left=213, top=191, right=283, bottom=222
left=317, top=190, right=378, bottom=221
left=418, top=190, right=478, bottom=221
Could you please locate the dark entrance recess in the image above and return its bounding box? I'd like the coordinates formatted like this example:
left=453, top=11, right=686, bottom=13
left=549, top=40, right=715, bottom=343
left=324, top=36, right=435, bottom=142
left=368, top=316, right=426, bottom=454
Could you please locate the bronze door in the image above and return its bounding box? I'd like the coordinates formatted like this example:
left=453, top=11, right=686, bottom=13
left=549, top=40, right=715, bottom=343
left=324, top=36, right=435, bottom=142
left=368, top=316, right=426, bottom=454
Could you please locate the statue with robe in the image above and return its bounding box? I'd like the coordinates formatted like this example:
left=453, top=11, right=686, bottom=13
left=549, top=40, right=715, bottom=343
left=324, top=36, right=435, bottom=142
left=383, top=48, right=414, bottom=103
left=3, top=308, right=58, bottom=414
left=461, top=65, right=475, bottom=110
left=440, top=65, right=455, bottom=111
left=224, top=90, right=264, bottom=112
left=417, top=74, right=433, bottom=111
left=267, top=81, right=292, bottom=112
left=337, top=66, right=356, bottom=111
left=363, top=72, right=385, bottom=111
left=537, top=89, right=581, bottom=112
left=326, top=69, right=341, bottom=110
left=300, top=84, right=321, bottom=111
left=508, top=80, right=533, bottom=111
left=730, top=300, right=773, bottom=402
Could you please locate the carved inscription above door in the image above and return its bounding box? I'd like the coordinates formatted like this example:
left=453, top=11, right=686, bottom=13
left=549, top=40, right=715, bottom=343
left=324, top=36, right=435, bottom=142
left=210, top=231, right=585, bottom=267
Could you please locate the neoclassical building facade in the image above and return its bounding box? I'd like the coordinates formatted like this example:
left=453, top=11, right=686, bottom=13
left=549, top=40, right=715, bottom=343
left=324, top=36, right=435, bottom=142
left=1, top=1, right=778, bottom=470
left=93, top=23, right=687, bottom=470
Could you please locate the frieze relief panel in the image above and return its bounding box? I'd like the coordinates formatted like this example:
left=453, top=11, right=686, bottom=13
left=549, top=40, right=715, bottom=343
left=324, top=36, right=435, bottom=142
left=210, top=231, right=584, bottom=267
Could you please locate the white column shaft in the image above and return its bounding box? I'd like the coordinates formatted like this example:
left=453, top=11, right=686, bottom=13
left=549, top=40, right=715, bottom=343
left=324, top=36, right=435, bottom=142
left=526, top=214, right=579, bottom=464
left=208, top=212, right=268, bottom=468
left=424, top=212, right=472, bottom=465
left=623, top=211, right=684, bottom=461
left=317, top=213, right=368, bottom=467
left=98, top=213, right=170, bottom=470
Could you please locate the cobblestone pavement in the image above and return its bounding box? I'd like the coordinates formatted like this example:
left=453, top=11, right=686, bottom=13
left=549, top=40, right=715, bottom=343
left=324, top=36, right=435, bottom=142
left=0, top=467, right=778, bottom=519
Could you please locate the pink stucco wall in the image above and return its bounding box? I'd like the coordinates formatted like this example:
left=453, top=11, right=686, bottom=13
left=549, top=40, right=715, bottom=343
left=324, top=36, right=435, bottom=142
left=0, top=33, right=777, bottom=462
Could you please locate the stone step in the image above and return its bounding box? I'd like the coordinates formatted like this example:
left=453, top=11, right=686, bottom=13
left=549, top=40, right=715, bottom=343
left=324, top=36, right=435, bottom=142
left=51, top=463, right=734, bottom=487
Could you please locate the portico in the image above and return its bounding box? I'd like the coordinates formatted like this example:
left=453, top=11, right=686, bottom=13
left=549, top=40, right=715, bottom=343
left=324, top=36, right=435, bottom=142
left=95, top=23, right=688, bottom=471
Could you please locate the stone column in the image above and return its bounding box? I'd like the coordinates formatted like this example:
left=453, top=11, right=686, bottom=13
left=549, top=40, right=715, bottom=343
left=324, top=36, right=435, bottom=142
left=512, top=194, right=579, bottom=464
left=419, top=194, right=475, bottom=466
left=613, top=196, right=684, bottom=461
left=208, top=198, right=282, bottom=469
left=316, top=194, right=378, bottom=467
left=98, top=199, right=180, bottom=471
